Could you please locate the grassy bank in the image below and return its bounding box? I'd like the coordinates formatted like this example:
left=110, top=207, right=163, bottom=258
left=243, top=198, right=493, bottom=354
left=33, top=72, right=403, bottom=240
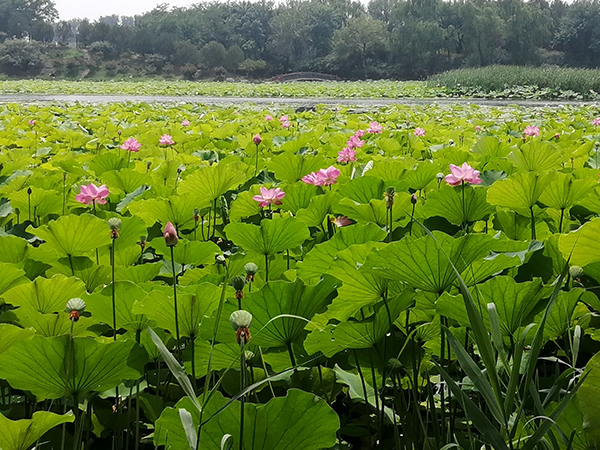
left=430, top=65, right=600, bottom=99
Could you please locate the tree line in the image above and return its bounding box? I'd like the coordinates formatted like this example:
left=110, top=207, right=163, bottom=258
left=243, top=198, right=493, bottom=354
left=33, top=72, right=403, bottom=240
left=1, top=0, right=600, bottom=79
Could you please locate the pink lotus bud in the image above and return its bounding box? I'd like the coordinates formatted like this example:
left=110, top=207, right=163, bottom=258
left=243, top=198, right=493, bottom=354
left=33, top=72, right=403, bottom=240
left=163, top=222, right=178, bottom=246
left=253, top=134, right=262, bottom=145
left=28, top=120, right=36, bottom=126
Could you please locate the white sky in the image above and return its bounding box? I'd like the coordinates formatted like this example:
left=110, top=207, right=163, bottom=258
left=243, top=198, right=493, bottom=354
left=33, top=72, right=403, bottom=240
left=55, top=0, right=201, bottom=20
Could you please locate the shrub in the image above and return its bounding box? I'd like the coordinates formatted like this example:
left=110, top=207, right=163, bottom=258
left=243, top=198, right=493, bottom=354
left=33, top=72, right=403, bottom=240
left=0, top=39, right=45, bottom=75
left=89, top=41, right=116, bottom=61
left=201, top=41, right=227, bottom=69
left=238, top=59, right=268, bottom=77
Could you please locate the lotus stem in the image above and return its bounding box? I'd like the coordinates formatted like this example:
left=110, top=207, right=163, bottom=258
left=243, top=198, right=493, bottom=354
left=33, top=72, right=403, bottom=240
left=530, top=206, right=536, bottom=240
left=170, top=246, right=181, bottom=359
left=559, top=208, right=565, bottom=233
left=286, top=341, right=296, bottom=367
left=254, top=143, right=259, bottom=177
left=461, top=180, right=467, bottom=233
left=264, top=254, right=269, bottom=282
left=353, top=350, right=372, bottom=450
left=212, top=198, right=217, bottom=239
left=111, top=239, right=117, bottom=340
left=239, top=339, right=246, bottom=450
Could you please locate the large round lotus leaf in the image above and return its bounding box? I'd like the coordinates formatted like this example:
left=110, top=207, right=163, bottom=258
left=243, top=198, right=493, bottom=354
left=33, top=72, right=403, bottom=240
left=0, top=411, right=75, bottom=450
left=0, top=335, right=147, bottom=400
left=155, top=389, right=339, bottom=450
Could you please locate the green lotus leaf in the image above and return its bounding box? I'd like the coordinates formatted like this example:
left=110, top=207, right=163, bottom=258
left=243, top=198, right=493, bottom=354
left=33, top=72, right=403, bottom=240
left=363, top=231, right=497, bottom=293
left=546, top=398, right=596, bottom=450
left=437, top=276, right=552, bottom=336
left=298, top=223, right=387, bottom=281
left=48, top=257, right=111, bottom=292
left=0, top=336, right=147, bottom=400
left=186, top=340, right=240, bottom=378
left=89, top=152, right=127, bottom=175
left=334, top=194, right=412, bottom=228
left=241, top=276, right=338, bottom=348
left=268, top=152, right=327, bottom=183
left=0, top=234, right=29, bottom=263
left=543, top=289, right=589, bottom=341
left=114, top=262, right=162, bottom=283
left=109, top=215, right=148, bottom=254
left=127, top=195, right=199, bottom=229
left=315, top=242, right=396, bottom=324
left=132, top=283, right=221, bottom=338
left=296, top=191, right=335, bottom=228
left=471, top=136, right=512, bottom=159
left=559, top=218, right=600, bottom=266
left=116, top=184, right=150, bottom=213
left=29, top=214, right=112, bottom=258
left=2, top=274, right=86, bottom=313
left=400, top=161, right=439, bottom=190
left=86, top=281, right=152, bottom=333
left=337, top=176, right=384, bottom=204
left=579, top=351, right=600, bottom=447
left=178, top=162, right=247, bottom=206
left=0, top=411, right=75, bottom=450
left=151, top=238, right=221, bottom=267
left=7, top=306, right=93, bottom=337
left=508, top=141, right=563, bottom=171
left=538, top=172, right=597, bottom=210
left=280, top=183, right=319, bottom=214
left=487, top=171, right=552, bottom=215
left=0, top=262, right=28, bottom=303
left=423, top=185, right=495, bottom=226
left=8, top=186, right=63, bottom=219
left=155, top=389, right=339, bottom=450
left=101, top=169, right=148, bottom=195
left=229, top=185, right=262, bottom=221
left=305, top=291, right=413, bottom=357
left=0, top=323, right=34, bottom=354
left=368, top=159, right=410, bottom=181
left=492, top=208, right=551, bottom=241
left=225, top=217, right=310, bottom=256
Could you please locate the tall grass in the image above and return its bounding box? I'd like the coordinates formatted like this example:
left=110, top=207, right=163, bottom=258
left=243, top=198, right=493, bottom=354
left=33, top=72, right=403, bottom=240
left=430, top=65, right=600, bottom=98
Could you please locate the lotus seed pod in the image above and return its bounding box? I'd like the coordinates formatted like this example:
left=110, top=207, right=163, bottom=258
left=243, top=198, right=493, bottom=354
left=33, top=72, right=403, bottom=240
left=108, top=217, right=122, bottom=230
left=231, top=276, right=246, bottom=291
left=215, top=254, right=226, bottom=265
left=244, top=262, right=259, bottom=276
left=66, top=297, right=86, bottom=313
left=569, top=266, right=584, bottom=279
left=436, top=172, right=445, bottom=180
left=230, top=310, right=252, bottom=330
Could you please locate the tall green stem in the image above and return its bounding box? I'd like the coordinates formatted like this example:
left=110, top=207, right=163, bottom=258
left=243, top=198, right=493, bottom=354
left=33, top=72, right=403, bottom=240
left=170, top=246, right=181, bottom=358
left=111, top=239, right=117, bottom=341
left=254, top=144, right=260, bottom=177
left=239, top=340, right=246, bottom=450
left=353, top=350, right=372, bottom=450
left=530, top=206, right=536, bottom=240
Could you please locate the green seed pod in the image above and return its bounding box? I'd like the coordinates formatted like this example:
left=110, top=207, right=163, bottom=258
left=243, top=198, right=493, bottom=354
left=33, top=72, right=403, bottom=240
left=244, top=350, right=255, bottom=361
left=244, top=262, right=259, bottom=276
left=230, top=310, right=252, bottom=330
left=108, top=217, right=122, bottom=230
left=569, top=265, right=584, bottom=279
left=436, top=172, right=445, bottom=180
left=66, top=297, right=86, bottom=313
left=231, top=276, right=246, bottom=291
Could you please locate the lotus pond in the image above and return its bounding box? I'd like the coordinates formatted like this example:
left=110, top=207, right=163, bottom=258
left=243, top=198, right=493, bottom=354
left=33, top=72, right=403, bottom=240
left=1, top=101, right=600, bottom=450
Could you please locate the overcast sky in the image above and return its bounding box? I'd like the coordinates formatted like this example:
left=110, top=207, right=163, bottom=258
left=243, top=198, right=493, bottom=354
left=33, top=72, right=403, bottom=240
left=54, top=0, right=200, bottom=20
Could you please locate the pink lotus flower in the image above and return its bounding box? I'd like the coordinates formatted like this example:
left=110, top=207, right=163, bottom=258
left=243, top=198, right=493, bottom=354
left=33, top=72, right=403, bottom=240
left=281, top=121, right=290, bottom=129
left=301, top=172, right=321, bottom=185
left=279, top=116, right=289, bottom=123
left=475, top=125, right=481, bottom=132
left=367, top=122, right=382, bottom=134
left=265, top=115, right=273, bottom=121
left=120, top=137, right=141, bottom=152
left=414, top=128, right=426, bottom=136
left=332, top=216, right=352, bottom=227
left=253, top=134, right=262, bottom=145
left=303, top=166, right=340, bottom=187
left=252, top=187, right=286, bottom=208
left=347, top=135, right=365, bottom=149
left=159, top=134, right=174, bottom=146
left=75, top=183, right=109, bottom=205
left=444, top=163, right=482, bottom=186
left=337, top=147, right=357, bottom=163
left=181, top=120, right=191, bottom=127
left=354, top=129, right=365, bottom=138
left=523, top=125, right=540, bottom=137
left=163, top=221, right=178, bottom=246
left=555, top=133, right=560, bottom=139
left=593, top=118, right=600, bottom=126
left=28, top=120, right=36, bottom=126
